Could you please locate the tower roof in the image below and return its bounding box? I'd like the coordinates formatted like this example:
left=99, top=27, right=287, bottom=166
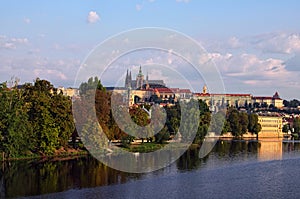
left=273, top=92, right=281, bottom=99
left=138, top=65, right=142, bottom=75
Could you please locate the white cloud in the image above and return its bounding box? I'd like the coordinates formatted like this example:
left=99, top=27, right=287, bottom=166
left=34, top=69, right=67, bottom=80
left=0, top=36, right=29, bottom=50
left=3, top=43, right=15, bottom=49
left=148, top=69, right=169, bottom=83
left=227, top=37, right=243, bottom=49
left=252, top=33, right=300, bottom=54
left=136, top=4, right=143, bottom=11
left=24, top=18, right=31, bottom=24
left=201, top=52, right=292, bottom=92
left=11, top=38, right=28, bottom=44
left=87, top=11, right=100, bottom=24
left=211, top=52, right=287, bottom=77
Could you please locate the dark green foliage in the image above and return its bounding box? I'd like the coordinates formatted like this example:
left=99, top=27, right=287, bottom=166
left=79, top=77, right=105, bottom=95
left=155, top=126, right=170, bottom=144
left=248, top=113, right=262, bottom=136
left=293, top=117, right=300, bottom=133
left=0, top=78, right=75, bottom=158
left=282, top=124, right=289, bottom=133
left=225, top=107, right=261, bottom=137
left=284, top=99, right=300, bottom=108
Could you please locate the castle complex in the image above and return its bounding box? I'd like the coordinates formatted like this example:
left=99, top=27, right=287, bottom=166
left=107, top=66, right=284, bottom=110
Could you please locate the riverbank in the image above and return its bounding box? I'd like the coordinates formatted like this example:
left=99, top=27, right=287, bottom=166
left=0, top=148, right=89, bottom=162
left=0, top=142, right=201, bottom=161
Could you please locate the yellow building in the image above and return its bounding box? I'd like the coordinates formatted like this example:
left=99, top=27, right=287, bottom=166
left=57, top=87, right=79, bottom=97
left=258, top=114, right=283, bottom=138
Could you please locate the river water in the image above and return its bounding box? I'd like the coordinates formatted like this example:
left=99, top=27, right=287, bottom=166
left=2, top=138, right=300, bottom=198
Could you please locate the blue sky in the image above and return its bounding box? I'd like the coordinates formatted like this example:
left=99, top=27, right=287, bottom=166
left=1, top=0, right=300, bottom=99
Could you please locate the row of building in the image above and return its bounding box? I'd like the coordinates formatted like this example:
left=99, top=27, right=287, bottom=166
left=58, top=66, right=284, bottom=111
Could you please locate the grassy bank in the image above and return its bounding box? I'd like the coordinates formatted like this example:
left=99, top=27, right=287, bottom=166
left=0, top=149, right=89, bottom=162
left=0, top=142, right=202, bottom=161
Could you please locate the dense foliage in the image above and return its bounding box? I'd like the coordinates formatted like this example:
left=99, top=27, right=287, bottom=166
left=0, top=78, right=74, bottom=158
left=223, top=107, right=262, bottom=137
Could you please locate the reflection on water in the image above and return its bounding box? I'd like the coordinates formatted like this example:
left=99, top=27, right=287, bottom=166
left=0, top=156, right=142, bottom=198
left=258, top=138, right=283, bottom=161
left=1, top=139, right=300, bottom=198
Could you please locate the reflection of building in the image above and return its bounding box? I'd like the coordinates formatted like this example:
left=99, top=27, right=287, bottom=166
left=258, top=114, right=283, bottom=138
left=252, top=92, right=283, bottom=108
left=125, top=66, right=165, bottom=89
left=258, top=138, right=283, bottom=161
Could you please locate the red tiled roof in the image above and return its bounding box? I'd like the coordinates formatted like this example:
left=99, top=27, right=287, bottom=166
left=155, top=88, right=173, bottom=93
left=178, top=89, right=192, bottom=93
left=194, top=93, right=251, bottom=97
left=253, top=96, right=273, bottom=100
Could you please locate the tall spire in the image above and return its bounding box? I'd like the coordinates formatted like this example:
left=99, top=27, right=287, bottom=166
left=146, top=71, right=149, bottom=81
left=145, top=71, right=149, bottom=89
left=136, top=65, right=144, bottom=89
left=125, top=69, right=129, bottom=87
left=139, top=65, right=142, bottom=75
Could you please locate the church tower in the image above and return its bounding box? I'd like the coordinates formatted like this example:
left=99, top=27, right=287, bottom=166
left=145, top=71, right=150, bottom=90
left=203, top=85, right=208, bottom=94
left=136, top=65, right=144, bottom=89
left=125, top=69, right=132, bottom=88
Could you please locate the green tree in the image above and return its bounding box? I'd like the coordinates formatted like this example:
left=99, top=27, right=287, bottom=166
left=239, top=112, right=249, bottom=135
left=293, top=118, right=300, bottom=133
left=228, top=108, right=242, bottom=137
left=24, top=79, right=69, bottom=155
left=155, top=126, right=170, bottom=144
left=0, top=83, right=33, bottom=157
left=79, top=77, right=105, bottom=95
left=282, top=124, right=289, bottom=133
left=247, top=113, right=261, bottom=139
left=51, top=92, right=75, bottom=148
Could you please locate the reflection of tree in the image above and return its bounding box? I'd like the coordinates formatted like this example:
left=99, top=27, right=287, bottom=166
left=177, top=147, right=207, bottom=171
left=0, top=163, right=5, bottom=199
left=2, top=157, right=143, bottom=198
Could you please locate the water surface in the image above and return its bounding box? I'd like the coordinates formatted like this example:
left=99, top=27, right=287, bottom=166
left=2, top=138, right=300, bottom=198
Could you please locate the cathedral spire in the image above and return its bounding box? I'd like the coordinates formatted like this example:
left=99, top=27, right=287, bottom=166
left=136, top=65, right=144, bottom=89
left=138, top=65, right=142, bottom=75
left=146, top=71, right=149, bottom=81
left=125, top=69, right=129, bottom=87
